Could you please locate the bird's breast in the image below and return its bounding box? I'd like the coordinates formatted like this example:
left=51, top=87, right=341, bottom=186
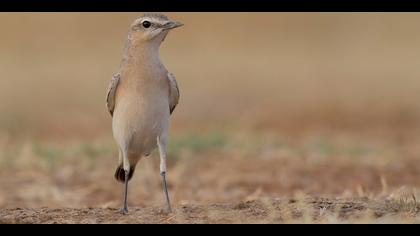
left=111, top=75, right=170, bottom=155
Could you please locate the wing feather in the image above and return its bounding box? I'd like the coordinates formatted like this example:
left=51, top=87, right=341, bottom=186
left=167, top=72, right=180, bottom=114
left=106, top=73, right=121, bottom=116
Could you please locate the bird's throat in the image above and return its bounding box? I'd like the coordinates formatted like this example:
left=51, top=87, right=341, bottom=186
left=121, top=37, right=162, bottom=68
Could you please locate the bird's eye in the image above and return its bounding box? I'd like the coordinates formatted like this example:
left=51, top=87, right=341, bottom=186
left=142, top=21, right=151, bottom=28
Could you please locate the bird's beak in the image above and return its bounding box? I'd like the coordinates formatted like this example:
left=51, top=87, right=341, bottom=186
left=162, top=21, right=184, bottom=30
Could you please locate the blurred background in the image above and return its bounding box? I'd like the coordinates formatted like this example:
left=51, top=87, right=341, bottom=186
left=1, top=13, right=420, bottom=208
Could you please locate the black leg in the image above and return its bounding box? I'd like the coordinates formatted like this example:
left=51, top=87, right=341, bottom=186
left=161, top=172, right=172, bottom=213
left=120, top=170, right=129, bottom=214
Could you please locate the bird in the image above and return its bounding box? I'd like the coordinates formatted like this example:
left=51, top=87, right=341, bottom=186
left=106, top=13, right=182, bottom=214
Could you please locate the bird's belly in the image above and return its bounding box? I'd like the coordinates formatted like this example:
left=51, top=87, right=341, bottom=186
left=112, top=95, right=169, bottom=156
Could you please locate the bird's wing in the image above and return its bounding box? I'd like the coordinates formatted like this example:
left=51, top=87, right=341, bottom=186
left=167, top=72, right=180, bottom=114
left=106, top=73, right=121, bottom=116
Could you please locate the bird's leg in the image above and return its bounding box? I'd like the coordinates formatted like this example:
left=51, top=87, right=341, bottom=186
left=120, top=170, right=129, bottom=214
left=120, top=150, right=130, bottom=215
left=161, top=171, right=172, bottom=213
left=157, top=136, right=172, bottom=213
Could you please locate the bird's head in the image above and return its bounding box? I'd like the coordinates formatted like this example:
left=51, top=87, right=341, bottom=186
left=129, top=13, right=183, bottom=44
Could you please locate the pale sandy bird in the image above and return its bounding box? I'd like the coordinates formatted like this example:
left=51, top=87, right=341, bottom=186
left=106, top=13, right=182, bottom=214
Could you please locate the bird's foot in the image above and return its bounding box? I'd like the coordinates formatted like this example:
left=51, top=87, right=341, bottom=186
left=120, top=207, right=129, bottom=215
left=165, top=205, right=172, bottom=214
left=157, top=207, right=172, bottom=215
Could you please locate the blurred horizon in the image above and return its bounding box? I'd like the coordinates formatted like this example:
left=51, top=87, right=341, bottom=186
left=1, top=13, right=420, bottom=140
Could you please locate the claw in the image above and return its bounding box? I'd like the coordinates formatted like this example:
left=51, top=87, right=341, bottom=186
left=120, top=207, right=129, bottom=215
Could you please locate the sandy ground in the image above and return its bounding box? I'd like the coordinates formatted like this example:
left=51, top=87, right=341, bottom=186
left=1, top=130, right=420, bottom=223
left=1, top=198, right=420, bottom=224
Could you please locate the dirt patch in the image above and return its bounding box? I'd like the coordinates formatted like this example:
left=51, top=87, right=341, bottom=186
left=1, top=198, right=419, bottom=223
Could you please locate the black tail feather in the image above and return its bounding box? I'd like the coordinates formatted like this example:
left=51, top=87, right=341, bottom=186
left=114, top=164, right=136, bottom=183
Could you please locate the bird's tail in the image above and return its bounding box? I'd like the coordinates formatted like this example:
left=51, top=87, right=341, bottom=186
left=114, top=164, right=136, bottom=183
